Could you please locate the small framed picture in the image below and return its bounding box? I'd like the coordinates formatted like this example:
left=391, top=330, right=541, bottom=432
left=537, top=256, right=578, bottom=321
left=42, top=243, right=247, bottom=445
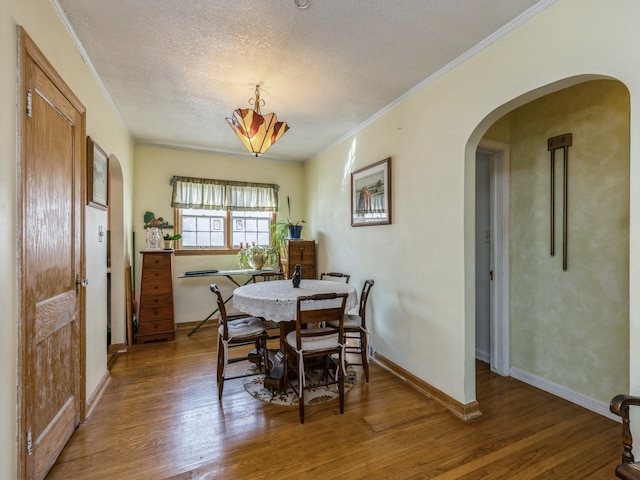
left=351, top=157, right=392, bottom=226
left=86, top=136, right=108, bottom=210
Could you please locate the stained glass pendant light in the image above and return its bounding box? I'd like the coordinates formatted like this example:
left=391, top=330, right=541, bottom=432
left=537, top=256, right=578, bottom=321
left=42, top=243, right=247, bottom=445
left=226, top=85, right=289, bottom=157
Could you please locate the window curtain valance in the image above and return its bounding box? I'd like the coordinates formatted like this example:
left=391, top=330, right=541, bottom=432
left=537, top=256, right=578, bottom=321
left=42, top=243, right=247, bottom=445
left=170, top=176, right=279, bottom=212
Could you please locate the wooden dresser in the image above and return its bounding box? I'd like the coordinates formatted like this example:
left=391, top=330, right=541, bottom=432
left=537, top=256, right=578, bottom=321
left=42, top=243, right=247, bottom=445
left=136, top=250, right=175, bottom=344
left=281, top=240, right=316, bottom=279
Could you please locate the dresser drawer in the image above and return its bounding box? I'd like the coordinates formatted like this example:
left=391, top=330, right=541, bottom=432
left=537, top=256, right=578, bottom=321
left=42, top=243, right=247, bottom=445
left=139, top=291, right=173, bottom=308
left=138, top=305, right=173, bottom=321
left=140, top=281, right=172, bottom=296
left=137, top=318, right=175, bottom=335
left=288, top=244, right=314, bottom=263
left=143, top=253, right=172, bottom=269
left=141, top=268, right=172, bottom=283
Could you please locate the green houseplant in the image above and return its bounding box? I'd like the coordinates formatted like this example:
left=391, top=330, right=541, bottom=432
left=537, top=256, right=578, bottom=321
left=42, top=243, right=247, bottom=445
left=271, top=196, right=305, bottom=249
left=271, top=196, right=305, bottom=268
left=236, top=244, right=278, bottom=270
left=162, top=232, right=182, bottom=250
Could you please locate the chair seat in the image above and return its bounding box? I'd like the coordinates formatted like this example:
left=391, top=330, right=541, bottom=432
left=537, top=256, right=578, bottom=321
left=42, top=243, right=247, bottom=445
left=328, top=314, right=361, bottom=328
left=220, top=316, right=266, bottom=340
left=285, top=328, right=339, bottom=351
left=617, top=462, right=640, bottom=480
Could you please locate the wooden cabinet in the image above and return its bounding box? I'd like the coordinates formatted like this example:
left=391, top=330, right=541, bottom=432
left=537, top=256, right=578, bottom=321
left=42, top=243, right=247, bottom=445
left=136, top=250, right=175, bottom=344
left=281, top=240, right=316, bottom=279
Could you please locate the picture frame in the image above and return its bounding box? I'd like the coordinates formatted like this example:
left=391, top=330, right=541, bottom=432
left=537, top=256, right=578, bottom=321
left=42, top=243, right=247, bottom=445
left=86, top=136, right=108, bottom=210
left=351, top=157, right=392, bottom=227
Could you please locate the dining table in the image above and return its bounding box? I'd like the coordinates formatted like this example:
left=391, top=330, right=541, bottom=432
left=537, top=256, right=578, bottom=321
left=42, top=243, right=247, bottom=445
left=177, top=267, right=275, bottom=336
left=233, top=278, right=358, bottom=391
left=233, top=278, right=358, bottom=322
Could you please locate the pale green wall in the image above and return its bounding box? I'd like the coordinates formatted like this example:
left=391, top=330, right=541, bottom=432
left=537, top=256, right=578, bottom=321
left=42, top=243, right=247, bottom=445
left=506, top=80, right=629, bottom=403
left=133, top=145, right=304, bottom=323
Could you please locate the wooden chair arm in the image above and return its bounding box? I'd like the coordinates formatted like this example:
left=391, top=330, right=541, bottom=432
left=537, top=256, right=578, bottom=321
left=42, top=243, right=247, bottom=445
left=611, top=394, right=640, bottom=465
left=612, top=395, right=640, bottom=417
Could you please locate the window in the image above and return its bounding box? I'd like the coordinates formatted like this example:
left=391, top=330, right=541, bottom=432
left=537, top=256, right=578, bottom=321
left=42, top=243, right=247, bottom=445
left=231, top=211, right=272, bottom=247
left=170, top=176, right=278, bottom=253
left=178, top=208, right=274, bottom=250
left=180, top=208, right=226, bottom=248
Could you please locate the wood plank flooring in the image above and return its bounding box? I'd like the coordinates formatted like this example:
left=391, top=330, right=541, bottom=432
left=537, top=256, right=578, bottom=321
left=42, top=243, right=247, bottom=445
left=46, top=326, right=622, bottom=479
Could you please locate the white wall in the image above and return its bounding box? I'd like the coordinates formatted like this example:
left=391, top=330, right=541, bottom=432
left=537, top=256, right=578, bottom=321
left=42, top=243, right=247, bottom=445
left=4, top=0, right=640, bottom=477
left=132, top=145, right=304, bottom=324
left=305, top=0, right=640, bottom=408
left=1, top=0, right=134, bottom=477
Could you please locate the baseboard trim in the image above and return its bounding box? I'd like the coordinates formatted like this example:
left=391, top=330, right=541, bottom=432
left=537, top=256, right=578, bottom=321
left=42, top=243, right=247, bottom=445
left=475, top=351, right=490, bottom=363
left=510, top=367, right=619, bottom=422
left=374, top=354, right=482, bottom=421
left=107, top=343, right=127, bottom=371
left=108, top=343, right=127, bottom=354
left=176, top=320, right=218, bottom=330
left=85, top=370, right=111, bottom=421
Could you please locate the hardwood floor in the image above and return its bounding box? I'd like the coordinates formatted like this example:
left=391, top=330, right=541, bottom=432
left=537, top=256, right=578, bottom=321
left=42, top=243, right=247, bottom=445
left=46, top=326, right=621, bottom=479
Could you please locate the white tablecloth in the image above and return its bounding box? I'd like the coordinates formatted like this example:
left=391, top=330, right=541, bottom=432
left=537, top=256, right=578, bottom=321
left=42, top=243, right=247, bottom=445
left=233, top=279, right=358, bottom=322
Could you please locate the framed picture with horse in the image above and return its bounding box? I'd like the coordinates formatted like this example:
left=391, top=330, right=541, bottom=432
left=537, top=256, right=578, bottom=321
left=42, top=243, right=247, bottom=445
left=351, top=157, right=392, bottom=227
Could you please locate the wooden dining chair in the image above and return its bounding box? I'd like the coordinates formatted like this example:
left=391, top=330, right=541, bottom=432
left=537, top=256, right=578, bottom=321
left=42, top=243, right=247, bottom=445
left=611, top=394, right=640, bottom=479
left=251, top=271, right=284, bottom=282
left=210, top=284, right=269, bottom=400
left=320, top=272, right=351, bottom=283
left=250, top=271, right=284, bottom=339
left=327, top=279, right=374, bottom=383
left=283, top=292, right=348, bottom=424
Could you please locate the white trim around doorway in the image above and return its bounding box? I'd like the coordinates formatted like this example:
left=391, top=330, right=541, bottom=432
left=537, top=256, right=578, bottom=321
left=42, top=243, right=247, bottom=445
left=478, top=139, right=510, bottom=376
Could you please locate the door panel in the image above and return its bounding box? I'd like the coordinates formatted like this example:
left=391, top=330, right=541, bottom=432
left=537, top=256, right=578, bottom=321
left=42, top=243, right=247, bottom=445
left=475, top=151, right=491, bottom=362
left=20, top=28, right=85, bottom=480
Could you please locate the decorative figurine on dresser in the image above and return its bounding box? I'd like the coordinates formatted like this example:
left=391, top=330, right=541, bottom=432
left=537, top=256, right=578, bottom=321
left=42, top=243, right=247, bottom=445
left=135, top=250, right=175, bottom=343
left=292, top=264, right=302, bottom=288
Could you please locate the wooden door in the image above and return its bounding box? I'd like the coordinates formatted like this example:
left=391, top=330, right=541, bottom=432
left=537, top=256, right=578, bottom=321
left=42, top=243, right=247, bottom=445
left=18, top=28, right=86, bottom=480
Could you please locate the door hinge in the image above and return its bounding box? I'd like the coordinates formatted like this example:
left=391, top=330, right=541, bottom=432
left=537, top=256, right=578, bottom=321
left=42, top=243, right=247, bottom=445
left=26, top=429, right=33, bottom=456
left=489, top=270, right=494, bottom=281
left=26, top=88, right=32, bottom=117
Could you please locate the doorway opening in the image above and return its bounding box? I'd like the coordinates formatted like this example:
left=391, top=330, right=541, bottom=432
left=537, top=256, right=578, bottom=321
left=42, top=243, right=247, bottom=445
left=475, top=139, right=510, bottom=377
left=107, top=154, right=128, bottom=355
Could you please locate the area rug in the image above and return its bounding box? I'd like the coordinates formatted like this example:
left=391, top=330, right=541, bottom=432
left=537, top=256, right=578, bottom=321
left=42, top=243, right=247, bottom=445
left=243, top=365, right=356, bottom=406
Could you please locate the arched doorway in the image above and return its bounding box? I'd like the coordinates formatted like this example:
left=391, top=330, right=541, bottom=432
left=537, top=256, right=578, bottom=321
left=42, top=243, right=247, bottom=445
left=468, top=78, right=630, bottom=418
left=107, top=154, right=128, bottom=350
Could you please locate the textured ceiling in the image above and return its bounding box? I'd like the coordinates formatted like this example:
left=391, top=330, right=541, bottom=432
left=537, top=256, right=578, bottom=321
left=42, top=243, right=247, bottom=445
left=56, top=0, right=549, bottom=162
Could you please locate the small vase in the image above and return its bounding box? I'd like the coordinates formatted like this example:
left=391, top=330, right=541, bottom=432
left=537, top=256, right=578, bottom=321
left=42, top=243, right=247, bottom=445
left=146, top=227, right=162, bottom=250
left=164, top=239, right=173, bottom=250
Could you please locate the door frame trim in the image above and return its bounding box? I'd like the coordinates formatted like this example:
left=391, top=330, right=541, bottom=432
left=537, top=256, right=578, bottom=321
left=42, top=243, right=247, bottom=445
left=477, top=139, right=510, bottom=376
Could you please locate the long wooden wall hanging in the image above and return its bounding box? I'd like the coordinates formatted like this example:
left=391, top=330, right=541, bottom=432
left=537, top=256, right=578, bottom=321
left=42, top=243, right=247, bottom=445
left=548, top=133, right=572, bottom=271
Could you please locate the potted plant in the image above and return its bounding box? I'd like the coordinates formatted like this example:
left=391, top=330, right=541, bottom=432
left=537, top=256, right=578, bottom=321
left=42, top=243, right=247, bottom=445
left=236, top=244, right=279, bottom=270
left=272, top=196, right=305, bottom=247
left=163, top=233, right=182, bottom=250
left=271, top=196, right=305, bottom=269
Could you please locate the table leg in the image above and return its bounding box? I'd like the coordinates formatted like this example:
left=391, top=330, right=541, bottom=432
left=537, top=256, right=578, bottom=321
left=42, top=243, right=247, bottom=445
left=263, top=321, right=295, bottom=392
